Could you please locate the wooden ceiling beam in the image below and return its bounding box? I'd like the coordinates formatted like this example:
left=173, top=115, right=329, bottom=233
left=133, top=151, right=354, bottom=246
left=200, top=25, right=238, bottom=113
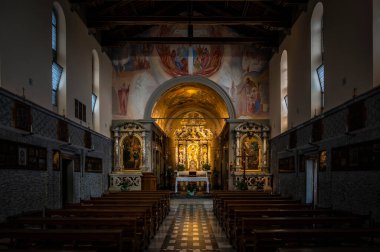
left=89, top=15, right=289, bottom=27
left=102, top=36, right=278, bottom=47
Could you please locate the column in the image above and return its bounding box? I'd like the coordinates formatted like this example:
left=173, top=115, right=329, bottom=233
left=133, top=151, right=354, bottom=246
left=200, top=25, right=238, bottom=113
left=235, top=132, right=242, bottom=171
left=114, top=130, right=121, bottom=171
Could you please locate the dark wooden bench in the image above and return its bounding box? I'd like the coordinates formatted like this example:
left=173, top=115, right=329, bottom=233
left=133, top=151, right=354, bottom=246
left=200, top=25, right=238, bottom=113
left=81, top=197, right=167, bottom=224
left=277, top=247, right=380, bottom=252
left=0, top=228, right=125, bottom=252
left=240, top=228, right=380, bottom=252
left=41, top=208, right=152, bottom=249
left=10, top=216, right=143, bottom=251
left=236, top=216, right=370, bottom=250
left=226, top=208, right=349, bottom=248
left=220, top=203, right=313, bottom=231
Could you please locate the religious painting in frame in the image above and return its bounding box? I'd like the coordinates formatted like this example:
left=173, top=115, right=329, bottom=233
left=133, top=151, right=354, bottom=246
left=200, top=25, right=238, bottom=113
left=279, top=156, right=295, bottom=173
left=241, top=136, right=260, bottom=171
left=85, top=157, right=102, bottom=173
left=319, top=150, right=327, bottom=172
left=53, top=150, right=60, bottom=171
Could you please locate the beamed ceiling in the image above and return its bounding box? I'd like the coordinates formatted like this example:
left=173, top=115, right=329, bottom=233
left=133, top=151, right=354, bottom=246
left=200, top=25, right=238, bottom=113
left=70, top=0, right=308, bottom=56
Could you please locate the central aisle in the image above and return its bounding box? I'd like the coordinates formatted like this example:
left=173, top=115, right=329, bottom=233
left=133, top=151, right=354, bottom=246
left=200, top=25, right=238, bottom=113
left=147, top=198, right=234, bottom=252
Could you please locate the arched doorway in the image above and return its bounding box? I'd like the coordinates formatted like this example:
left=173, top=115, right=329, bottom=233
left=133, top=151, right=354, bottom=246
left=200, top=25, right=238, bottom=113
left=145, top=76, right=234, bottom=191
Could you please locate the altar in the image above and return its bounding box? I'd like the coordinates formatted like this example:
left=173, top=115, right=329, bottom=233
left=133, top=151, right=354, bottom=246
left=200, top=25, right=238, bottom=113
left=175, top=171, right=210, bottom=193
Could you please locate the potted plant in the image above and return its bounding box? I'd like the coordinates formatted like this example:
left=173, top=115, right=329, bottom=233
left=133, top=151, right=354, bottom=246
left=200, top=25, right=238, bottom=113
left=255, top=180, right=265, bottom=192
left=202, top=163, right=211, bottom=171
left=177, top=163, right=185, bottom=171
left=235, top=179, right=248, bottom=191
left=119, top=179, right=132, bottom=191
left=187, top=182, right=196, bottom=196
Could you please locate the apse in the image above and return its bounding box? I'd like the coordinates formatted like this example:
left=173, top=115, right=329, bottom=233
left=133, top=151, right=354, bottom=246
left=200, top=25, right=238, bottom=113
left=151, top=82, right=230, bottom=171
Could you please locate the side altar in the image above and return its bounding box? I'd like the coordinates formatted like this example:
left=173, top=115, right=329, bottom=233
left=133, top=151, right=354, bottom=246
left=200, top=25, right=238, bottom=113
left=228, top=122, right=273, bottom=192
left=109, top=121, right=148, bottom=191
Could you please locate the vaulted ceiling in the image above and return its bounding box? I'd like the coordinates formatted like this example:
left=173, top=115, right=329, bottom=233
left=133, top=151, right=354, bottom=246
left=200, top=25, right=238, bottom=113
left=70, top=0, right=308, bottom=54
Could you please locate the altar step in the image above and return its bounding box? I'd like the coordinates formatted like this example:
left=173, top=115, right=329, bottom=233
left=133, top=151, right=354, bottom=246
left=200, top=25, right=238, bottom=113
left=170, top=192, right=213, bottom=199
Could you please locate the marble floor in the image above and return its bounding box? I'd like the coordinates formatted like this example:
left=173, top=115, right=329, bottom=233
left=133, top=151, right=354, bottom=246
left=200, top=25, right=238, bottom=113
left=146, top=198, right=235, bottom=252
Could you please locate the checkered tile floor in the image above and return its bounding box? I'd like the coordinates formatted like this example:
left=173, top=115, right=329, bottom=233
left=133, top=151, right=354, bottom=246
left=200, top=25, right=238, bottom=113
left=160, top=204, right=219, bottom=251
left=147, top=199, right=234, bottom=252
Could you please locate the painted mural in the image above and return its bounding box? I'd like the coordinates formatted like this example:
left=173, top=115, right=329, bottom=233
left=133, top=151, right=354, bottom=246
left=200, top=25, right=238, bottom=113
left=156, top=25, right=223, bottom=77
left=111, top=25, right=270, bottom=120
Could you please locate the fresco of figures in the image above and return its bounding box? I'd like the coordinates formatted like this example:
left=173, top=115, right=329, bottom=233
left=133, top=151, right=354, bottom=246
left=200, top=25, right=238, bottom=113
left=111, top=24, right=270, bottom=120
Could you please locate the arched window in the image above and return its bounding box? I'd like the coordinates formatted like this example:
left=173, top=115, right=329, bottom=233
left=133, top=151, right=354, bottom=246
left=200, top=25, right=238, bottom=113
left=91, top=49, right=100, bottom=131
left=280, top=50, right=288, bottom=133
left=373, top=0, right=380, bottom=87
left=311, top=2, right=324, bottom=116
left=51, top=9, right=62, bottom=106
left=52, top=2, right=66, bottom=114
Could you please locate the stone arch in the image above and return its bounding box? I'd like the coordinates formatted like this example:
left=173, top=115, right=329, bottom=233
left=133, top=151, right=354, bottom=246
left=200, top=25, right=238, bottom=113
left=144, top=76, right=236, bottom=120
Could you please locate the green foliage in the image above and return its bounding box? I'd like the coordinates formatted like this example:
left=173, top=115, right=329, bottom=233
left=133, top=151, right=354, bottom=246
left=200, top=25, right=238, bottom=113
left=235, top=180, right=248, bottom=191
left=120, top=180, right=131, bottom=191
left=187, top=183, right=197, bottom=193
left=256, top=180, right=265, bottom=191
left=177, top=163, right=185, bottom=171
left=202, top=163, right=211, bottom=171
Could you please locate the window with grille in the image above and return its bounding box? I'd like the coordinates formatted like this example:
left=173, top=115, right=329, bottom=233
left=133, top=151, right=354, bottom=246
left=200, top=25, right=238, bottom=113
left=75, top=99, right=86, bottom=122
left=52, top=10, right=63, bottom=106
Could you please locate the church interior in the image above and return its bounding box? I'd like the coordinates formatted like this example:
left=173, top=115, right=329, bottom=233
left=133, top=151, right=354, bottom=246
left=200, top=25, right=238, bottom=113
left=1, top=0, right=380, bottom=251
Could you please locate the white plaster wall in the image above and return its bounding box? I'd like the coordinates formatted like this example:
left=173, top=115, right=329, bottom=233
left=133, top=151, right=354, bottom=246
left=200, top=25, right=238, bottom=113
left=98, top=52, right=113, bottom=137
left=0, top=0, right=52, bottom=107
left=0, top=0, right=112, bottom=137
left=324, top=0, right=372, bottom=109
left=270, top=0, right=373, bottom=138
left=269, top=53, right=281, bottom=136
left=373, top=0, right=380, bottom=87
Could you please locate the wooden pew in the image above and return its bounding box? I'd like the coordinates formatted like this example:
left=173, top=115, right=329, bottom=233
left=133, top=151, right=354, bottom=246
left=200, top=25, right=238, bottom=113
left=277, top=247, right=380, bottom=252
left=0, top=228, right=125, bottom=252
left=82, top=197, right=167, bottom=224
left=237, top=216, right=370, bottom=251
left=220, top=203, right=312, bottom=231
left=228, top=208, right=339, bottom=247
left=213, top=193, right=289, bottom=214
left=41, top=208, right=152, bottom=249
left=65, top=202, right=161, bottom=232
left=102, top=191, right=170, bottom=212
left=92, top=194, right=170, bottom=217
left=10, top=216, right=142, bottom=251
left=240, top=228, right=380, bottom=252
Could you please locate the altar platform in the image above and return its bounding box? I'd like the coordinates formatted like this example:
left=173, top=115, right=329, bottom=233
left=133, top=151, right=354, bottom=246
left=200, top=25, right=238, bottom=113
left=175, top=171, right=210, bottom=193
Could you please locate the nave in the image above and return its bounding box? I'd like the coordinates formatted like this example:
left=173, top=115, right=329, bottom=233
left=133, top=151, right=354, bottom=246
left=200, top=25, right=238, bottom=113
left=147, top=198, right=234, bottom=252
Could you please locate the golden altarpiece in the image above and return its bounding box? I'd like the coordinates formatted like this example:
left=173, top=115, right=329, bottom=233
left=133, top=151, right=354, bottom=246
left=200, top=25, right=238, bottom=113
left=174, top=112, right=213, bottom=171
left=172, top=112, right=213, bottom=192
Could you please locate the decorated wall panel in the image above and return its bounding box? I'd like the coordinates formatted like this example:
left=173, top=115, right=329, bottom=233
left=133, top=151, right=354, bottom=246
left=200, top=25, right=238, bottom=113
left=111, top=25, right=270, bottom=120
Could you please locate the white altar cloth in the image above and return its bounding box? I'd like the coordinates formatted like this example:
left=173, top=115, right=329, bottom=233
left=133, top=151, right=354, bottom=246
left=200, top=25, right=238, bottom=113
left=175, top=176, right=210, bottom=193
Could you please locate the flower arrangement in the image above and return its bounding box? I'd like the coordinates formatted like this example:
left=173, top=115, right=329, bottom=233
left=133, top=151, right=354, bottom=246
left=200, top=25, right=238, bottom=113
left=177, top=163, right=185, bottom=171
left=119, top=179, right=132, bottom=191
left=235, top=179, right=248, bottom=191
left=202, top=163, right=211, bottom=171
left=187, top=182, right=197, bottom=196
left=255, top=180, right=265, bottom=192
